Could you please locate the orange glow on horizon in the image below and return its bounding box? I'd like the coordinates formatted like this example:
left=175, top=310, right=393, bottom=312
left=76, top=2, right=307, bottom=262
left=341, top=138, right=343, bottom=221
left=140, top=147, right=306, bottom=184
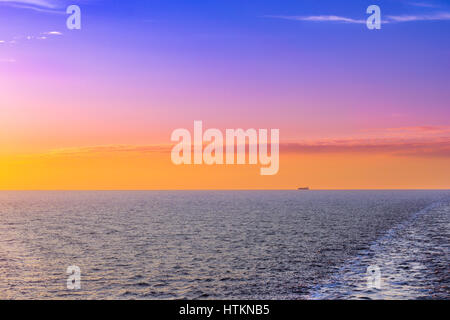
left=1, top=148, right=449, bottom=190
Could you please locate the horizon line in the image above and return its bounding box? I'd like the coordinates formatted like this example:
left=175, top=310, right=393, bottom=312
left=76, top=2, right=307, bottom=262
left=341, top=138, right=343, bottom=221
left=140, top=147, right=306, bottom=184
left=1, top=188, right=449, bottom=191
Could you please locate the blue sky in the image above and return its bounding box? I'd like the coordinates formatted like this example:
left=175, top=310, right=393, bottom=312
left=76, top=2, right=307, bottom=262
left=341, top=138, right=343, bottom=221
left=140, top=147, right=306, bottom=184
left=1, top=0, right=450, bottom=141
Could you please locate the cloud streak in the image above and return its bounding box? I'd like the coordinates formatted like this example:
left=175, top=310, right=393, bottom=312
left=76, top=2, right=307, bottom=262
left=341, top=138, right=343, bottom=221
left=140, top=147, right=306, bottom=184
left=386, top=12, right=450, bottom=22
left=0, top=0, right=66, bottom=13
left=281, top=137, right=450, bottom=158
left=267, top=12, right=450, bottom=24
left=0, top=0, right=58, bottom=8
left=0, top=30, right=64, bottom=47
left=43, top=145, right=172, bottom=157
left=384, top=126, right=450, bottom=134
left=32, top=134, right=450, bottom=160
left=43, top=31, right=63, bottom=35
left=409, top=2, right=439, bottom=8
left=266, top=15, right=366, bottom=24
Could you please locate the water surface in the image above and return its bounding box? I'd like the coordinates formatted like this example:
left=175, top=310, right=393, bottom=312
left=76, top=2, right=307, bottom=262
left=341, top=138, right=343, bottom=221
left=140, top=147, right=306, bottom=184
left=0, top=190, right=448, bottom=299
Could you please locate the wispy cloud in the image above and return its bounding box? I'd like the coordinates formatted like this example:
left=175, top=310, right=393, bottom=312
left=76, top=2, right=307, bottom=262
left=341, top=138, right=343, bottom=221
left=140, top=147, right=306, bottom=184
left=0, top=0, right=58, bottom=8
left=265, top=15, right=366, bottom=24
left=34, top=138, right=450, bottom=159
left=384, top=126, right=450, bottom=134
left=43, top=145, right=172, bottom=157
left=386, top=12, right=450, bottom=22
left=0, top=0, right=65, bottom=13
left=43, top=31, right=63, bottom=35
left=281, top=137, right=450, bottom=157
left=267, top=12, right=450, bottom=24
left=281, top=125, right=450, bottom=157
left=409, top=2, right=439, bottom=8
left=0, top=30, right=63, bottom=47
left=31, top=124, right=450, bottom=160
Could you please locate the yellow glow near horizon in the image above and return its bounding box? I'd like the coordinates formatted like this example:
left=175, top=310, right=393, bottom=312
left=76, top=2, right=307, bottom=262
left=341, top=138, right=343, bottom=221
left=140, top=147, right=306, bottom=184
left=1, top=149, right=449, bottom=190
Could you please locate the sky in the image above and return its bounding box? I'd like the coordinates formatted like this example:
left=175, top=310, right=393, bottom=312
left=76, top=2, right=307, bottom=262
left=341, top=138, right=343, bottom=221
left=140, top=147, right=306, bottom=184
left=1, top=0, right=449, bottom=189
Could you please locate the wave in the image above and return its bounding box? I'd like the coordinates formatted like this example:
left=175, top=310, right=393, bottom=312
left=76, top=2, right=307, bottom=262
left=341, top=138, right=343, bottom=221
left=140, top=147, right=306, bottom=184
left=308, top=199, right=450, bottom=299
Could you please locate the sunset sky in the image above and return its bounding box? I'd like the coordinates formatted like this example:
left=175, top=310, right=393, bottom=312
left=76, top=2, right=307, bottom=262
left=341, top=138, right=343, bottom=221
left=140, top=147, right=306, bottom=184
left=1, top=0, right=449, bottom=189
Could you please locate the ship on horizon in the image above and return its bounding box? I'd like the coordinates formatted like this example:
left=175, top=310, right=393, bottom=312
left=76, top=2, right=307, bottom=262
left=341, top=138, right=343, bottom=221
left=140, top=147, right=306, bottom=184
left=297, top=187, right=310, bottom=190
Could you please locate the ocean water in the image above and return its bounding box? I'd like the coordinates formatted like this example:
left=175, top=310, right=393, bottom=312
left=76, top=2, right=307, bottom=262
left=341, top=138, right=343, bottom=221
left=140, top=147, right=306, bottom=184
left=0, top=190, right=448, bottom=300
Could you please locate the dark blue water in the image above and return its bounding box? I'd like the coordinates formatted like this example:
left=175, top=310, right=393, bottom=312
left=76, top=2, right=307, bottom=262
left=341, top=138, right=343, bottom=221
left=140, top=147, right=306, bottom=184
left=0, top=191, right=448, bottom=299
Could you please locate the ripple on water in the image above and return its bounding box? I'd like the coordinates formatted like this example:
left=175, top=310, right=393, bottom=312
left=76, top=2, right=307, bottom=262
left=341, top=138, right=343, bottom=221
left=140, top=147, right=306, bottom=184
left=0, top=190, right=448, bottom=299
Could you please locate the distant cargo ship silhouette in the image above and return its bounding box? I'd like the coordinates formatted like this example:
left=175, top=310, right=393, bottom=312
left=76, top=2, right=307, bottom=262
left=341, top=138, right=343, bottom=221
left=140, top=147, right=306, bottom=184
left=297, top=187, right=310, bottom=190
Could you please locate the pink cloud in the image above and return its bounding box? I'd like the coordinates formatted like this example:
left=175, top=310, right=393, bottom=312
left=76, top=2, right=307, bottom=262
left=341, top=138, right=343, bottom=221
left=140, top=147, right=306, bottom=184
left=281, top=137, right=450, bottom=157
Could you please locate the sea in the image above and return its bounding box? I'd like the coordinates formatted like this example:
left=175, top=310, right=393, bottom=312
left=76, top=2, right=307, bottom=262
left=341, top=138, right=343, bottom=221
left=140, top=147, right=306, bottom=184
left=0, top=190, right=448, bottom=299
